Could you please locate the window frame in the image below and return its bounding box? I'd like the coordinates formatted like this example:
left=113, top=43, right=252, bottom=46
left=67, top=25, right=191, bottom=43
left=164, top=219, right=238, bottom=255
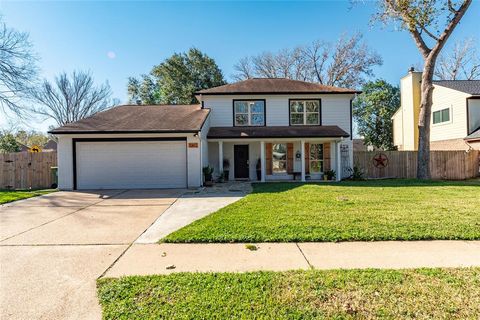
left=309, top=143, right=324, bottom=173
left=432, top=107, right=451, bottom=125
left=233, top=99, right=266, bottom=127
left=288, top=99, right=322, bottom=126
left=272, top=143, right=287, bottom=174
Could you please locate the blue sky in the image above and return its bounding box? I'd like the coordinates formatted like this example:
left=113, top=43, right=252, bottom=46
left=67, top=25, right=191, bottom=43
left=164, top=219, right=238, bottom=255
left=1, top=0, right=479, bottom=132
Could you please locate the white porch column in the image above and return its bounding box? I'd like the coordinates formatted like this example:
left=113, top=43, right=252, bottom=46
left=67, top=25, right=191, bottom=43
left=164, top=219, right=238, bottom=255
left=260, top=141, right=266, bottom=182
left=336, top=141, right=341, bottom=181
left=218, top=141, right=223, bottom=174
left=300, top=140, right=306, bottom=182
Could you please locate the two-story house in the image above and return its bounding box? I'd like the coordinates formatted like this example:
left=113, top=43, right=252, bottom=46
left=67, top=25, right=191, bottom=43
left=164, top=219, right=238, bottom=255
left=51, top=78, right=357, bottom=190
left=392, top=70, right=480, bottom=151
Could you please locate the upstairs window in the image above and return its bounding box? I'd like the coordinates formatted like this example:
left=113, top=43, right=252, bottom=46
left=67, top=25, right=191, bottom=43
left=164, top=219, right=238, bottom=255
left=290, top=100, right=320, bottom=125
left=433, top=108, right=450, bottom=124
left=234, top=100, right=265, bottom=126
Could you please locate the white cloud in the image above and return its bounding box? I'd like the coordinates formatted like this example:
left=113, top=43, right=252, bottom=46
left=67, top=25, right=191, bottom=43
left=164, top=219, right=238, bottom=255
left=107, top=51, right=116, bottom=59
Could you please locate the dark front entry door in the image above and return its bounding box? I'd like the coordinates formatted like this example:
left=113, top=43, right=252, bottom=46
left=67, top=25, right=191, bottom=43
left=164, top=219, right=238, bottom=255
left=234, top=145, right=249, bottom=179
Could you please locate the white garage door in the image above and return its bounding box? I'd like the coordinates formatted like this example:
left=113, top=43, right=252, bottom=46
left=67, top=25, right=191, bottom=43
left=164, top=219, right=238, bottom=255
left=76, top=140, right=187, bottom=189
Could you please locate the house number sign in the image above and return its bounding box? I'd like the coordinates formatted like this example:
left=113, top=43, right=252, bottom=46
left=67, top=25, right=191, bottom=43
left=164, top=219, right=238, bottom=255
left=188, top=143, right=199, bottom=148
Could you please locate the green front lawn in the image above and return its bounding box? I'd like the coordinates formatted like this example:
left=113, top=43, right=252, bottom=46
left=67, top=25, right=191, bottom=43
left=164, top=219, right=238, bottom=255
left=0, top=189, right=55, bottom=205
left=163, top=179, right=480, bottom=243
left=98, top=268, right=480, bottom=319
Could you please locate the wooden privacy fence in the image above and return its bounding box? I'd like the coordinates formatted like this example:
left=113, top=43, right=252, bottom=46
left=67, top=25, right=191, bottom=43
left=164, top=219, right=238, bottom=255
left=353, top=150, right=479, bottom=180
left=0, top=152, right=57, bottom=190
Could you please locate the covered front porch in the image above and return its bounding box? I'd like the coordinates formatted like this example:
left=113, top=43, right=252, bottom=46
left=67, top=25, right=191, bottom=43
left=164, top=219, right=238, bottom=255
left=206, top=126, right=351, bottom=183
left=209, top=139, right=343, bottom=182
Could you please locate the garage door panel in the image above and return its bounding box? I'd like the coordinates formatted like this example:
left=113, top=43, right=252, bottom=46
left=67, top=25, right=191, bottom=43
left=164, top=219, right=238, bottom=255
left=76, top=141, right=186, bottom=189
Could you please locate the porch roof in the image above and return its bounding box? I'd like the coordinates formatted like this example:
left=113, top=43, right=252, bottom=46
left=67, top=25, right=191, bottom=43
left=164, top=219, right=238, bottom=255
left=207, top=126, right=349, bottom=139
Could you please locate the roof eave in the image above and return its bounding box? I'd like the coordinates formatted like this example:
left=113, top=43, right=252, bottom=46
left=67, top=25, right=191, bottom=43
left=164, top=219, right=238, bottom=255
left=196, top=91, right=361, bottom=95
left=207, top=134, right=350, bottom=139
left=48, top=129, right=201, bottom=135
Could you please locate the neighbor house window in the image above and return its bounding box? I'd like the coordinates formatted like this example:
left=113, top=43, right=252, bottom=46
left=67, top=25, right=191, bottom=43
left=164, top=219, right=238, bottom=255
left=290, top=100, right=320, bottom=125
left=234, top=100, right=265, bottom=126
left=310, top=144, right=324, bottom=173
left=433, top=108, right=450, bottom=124
left=272, top=143, right=287, bottom=173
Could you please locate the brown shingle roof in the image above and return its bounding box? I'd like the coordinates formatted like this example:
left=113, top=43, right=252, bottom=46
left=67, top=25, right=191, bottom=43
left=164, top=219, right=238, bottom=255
left=207, top=126, right=349, bottom=139
left=196, top=78, right=360, bottom=95
left=49, top=104, right=210, bottom=134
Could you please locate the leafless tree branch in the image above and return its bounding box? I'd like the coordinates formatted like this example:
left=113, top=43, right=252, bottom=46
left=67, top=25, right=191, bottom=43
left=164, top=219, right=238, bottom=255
left=31, top=71, right=117, bottom=126
left=0, top=17, right=38, bottom=117
left=232, top=33, right=382, bottom=89
left=435, top=38, right=480, bottom=80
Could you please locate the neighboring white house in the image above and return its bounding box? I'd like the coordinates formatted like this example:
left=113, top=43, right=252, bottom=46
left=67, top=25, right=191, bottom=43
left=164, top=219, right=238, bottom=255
left=392, top=70, right=480, bottom=151
left=51, top=78, right=357, bottom=190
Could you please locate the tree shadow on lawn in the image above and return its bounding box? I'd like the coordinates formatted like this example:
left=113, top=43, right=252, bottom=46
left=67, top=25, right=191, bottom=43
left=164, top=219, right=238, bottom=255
left=250, top=178, right=480, bottom=194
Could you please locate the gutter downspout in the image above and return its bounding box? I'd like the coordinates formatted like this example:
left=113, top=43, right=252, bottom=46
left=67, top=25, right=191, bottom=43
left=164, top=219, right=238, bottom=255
left=198, top=130, right=203, bottom=187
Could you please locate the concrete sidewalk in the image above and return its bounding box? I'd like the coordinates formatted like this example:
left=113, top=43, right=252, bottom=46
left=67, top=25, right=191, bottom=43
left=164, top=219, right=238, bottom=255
left=104, top=240, right=480, bottom=277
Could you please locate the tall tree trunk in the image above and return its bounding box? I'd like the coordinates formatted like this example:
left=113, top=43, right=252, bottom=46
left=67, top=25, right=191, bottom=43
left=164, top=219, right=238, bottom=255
left=417, top=61, right=435, bottom=179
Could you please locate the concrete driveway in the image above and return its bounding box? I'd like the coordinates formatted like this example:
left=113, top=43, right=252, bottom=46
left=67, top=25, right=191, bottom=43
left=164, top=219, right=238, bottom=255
left=0, top=189, right=183, bottom=320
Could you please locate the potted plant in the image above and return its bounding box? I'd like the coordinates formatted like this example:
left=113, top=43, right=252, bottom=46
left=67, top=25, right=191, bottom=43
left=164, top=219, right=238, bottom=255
left=324, top=169, right=336, bottom=181
left=203, top=165, right=214, bottom=187
left=223, top=159, right=230, bottom=181
left=256, top=158, right=261, bottom=181
left=217, top=171, right=225, bottom=183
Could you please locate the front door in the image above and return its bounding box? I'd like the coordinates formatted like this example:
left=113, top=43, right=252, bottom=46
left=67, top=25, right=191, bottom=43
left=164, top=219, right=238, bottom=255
left=234, top=145, right=249, bottom=179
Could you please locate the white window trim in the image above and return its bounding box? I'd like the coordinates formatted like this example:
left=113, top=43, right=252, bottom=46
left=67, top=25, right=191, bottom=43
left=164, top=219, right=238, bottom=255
left=432, top=107, right=452, bottom=126
left=234, top=101, right=265, bottom=126
left=290, top=100, right=320, bottom=126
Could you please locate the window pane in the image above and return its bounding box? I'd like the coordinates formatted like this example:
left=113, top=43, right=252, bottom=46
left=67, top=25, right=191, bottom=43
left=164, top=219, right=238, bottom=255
left=306, top=101, right=319, bottom=112
left=433, top=111, right=441, bottom=124
left=273, top=161, right=287, bottom=173
left=310, top=160, right=323, bottom=173
left=251, top=101, right=264, bottom=113
left=442, top=108, right=450, bottom=122
left=290, top=101, right=304, bottom=113
left=235, top=114, right=248, bottom=125
left=306, top=113, right=319, bottom=125
left=234, top=102, right=248, bottom=113
left=272, top=144, right=286, bottom=161
left=310, top=144, right=323, bottom=160
left=290, top=114, right=304, bottom=125
left=251, top=114, right=264, bottom=125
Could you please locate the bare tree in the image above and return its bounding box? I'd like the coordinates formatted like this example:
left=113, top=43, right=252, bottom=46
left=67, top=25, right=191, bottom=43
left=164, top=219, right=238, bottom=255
left=232, top=57, right=256, bottom=81
left=375, top=0, right=472, bottom=179
left=0, top=17, right=38, bottom=116
left=435, top=38, right=480, bottom=80
left=232, top=33, right=382, bottom=88
left=32, top=71, right=117, bottom=126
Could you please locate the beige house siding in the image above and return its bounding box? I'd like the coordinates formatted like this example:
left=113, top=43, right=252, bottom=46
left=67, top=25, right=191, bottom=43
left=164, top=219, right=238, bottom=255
left=393, top=71, right=475, bottom=151
left=430, top=85, right=469, bottom=141
left=397, top=71, right=422, bottom=150
left=392, top=108, right=403, bottom=149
